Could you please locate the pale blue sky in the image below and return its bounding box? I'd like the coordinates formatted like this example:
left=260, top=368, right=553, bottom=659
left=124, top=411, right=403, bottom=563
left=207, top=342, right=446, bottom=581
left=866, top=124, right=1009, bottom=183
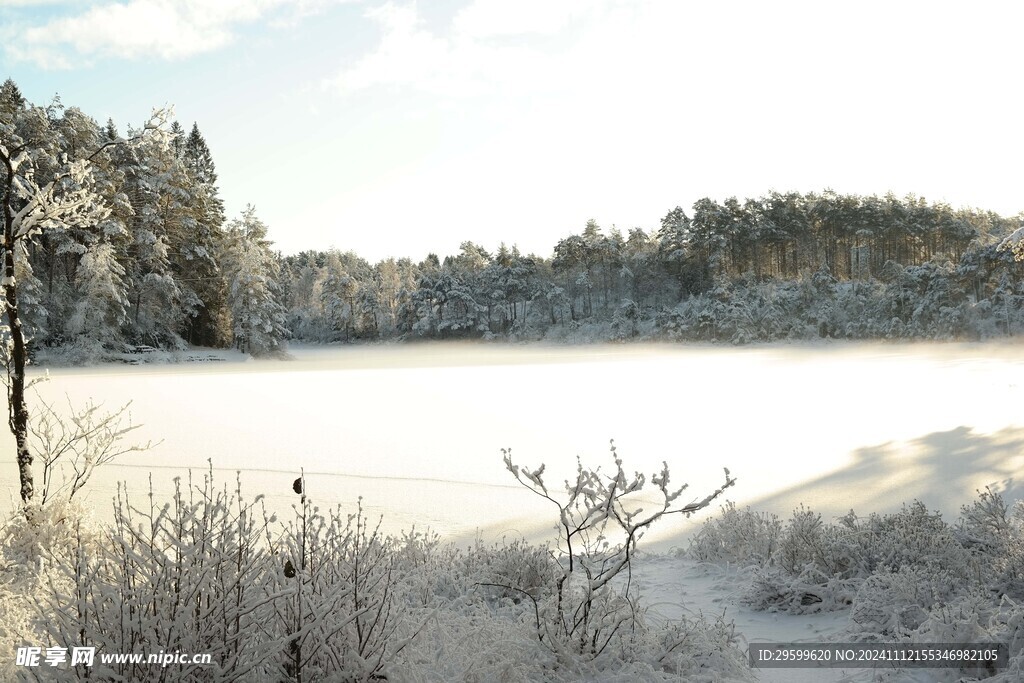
left=2, top=0, right=1022, bottom=261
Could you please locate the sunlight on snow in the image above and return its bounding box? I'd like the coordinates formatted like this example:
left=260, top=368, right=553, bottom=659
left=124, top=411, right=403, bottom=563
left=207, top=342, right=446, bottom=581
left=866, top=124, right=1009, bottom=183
left=1, top=341, right=1022, bottom=551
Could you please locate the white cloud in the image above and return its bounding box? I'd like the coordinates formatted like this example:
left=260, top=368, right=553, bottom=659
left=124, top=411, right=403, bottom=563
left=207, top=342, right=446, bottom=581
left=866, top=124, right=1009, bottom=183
left=0, top=0, right=70, bottom=6
left=325, top=0, right=610, bottom=99
left=329, top=3, right=454, bottom=94
left=451, top=0, right=587, bottom=39
left=6, top=0, right=346, bottom=68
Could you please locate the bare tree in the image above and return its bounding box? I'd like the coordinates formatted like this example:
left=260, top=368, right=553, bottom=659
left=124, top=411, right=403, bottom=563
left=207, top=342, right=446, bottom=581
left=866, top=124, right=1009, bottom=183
left=499, top=440, right=735, bottom=661
left=31, top=392, right=153, bottom=506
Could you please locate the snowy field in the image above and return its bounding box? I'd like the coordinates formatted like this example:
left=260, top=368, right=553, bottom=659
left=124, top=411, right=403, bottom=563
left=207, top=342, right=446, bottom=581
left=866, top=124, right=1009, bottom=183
left=3, top=341, right=1023, bottom=682
left=5, top=341, right=1022, bottom=549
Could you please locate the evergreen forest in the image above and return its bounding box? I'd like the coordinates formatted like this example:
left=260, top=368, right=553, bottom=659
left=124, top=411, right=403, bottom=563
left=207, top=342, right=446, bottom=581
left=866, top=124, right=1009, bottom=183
left=4, top=80, right=1023, bottom=360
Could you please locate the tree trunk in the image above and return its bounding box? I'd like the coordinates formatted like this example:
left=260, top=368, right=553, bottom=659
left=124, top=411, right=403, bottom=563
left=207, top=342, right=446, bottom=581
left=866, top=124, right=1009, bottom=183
left=3, top=232, right=32, bottom=504
left=1, top=146, right=33, bottom=505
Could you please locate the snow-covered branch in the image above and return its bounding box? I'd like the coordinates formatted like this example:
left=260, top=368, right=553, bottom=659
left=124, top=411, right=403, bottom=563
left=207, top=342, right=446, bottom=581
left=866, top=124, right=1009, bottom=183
left=503, top=440, right=736, bottom=660
left=10, top=160, right=111, bottom=242
left=999, top=225, right=1024, bottom=262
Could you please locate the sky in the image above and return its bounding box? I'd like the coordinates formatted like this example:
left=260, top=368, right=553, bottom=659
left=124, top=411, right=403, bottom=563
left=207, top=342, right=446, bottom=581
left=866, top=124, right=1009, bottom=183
left=1, top=0, right=1022, bottom=262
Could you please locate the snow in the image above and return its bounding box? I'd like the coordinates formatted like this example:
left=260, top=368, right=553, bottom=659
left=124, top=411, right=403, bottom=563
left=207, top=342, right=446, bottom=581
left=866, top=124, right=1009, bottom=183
left=3, top=340, right=1023, bottom=680
left=632, top=554, right=853, bottom=683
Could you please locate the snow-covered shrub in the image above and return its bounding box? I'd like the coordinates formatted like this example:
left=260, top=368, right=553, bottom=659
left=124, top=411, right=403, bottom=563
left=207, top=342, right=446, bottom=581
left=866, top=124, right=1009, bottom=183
left=30, top=392, right=150, bottom=507
left=388, top=532, right=560, bottom=681
left=38, top=473, right=277, bottom=682
left=959, top=486, right=1014, bottom=550
left=733, top=506, right=862, bottom=614
left=0, top=568, right=40, bottom=682
left=914, top=594, right=1003, bottom=678
left=646, top=612, right=750, bottom=683
left=395, top=533, right=471, bottom=607
left=847, top=566, right=964, bottom=640
left=34, top=472, right=424, bottom=682
left=743, top=565, right=856, bottom=614
left=395, top=531, right=558, bottom=612
left=502, top=441, right=736, bottom=674
left=956, top=490, right=1024, bottom=601
left=0, top=505, right=80, bottom=682
left=469, top=538, right=560, bottom=606
left=267, top=492, right=422, bottom=683
left=987, top=596, right=1024, bottom=682
left=1, top=498, right=101, bottom=571
left=552, top=607, right=752, bottom=683
left=393, top=604, right=550, bottom=683
left=688, top=502, right=782, bottom=567
left=838, top=501, right=976, bottom=577
left=954, top=485, right=1011, bottom=544
left=855, top=590, right=1019, bottom=682
left=993, top=501, right=1024, bottom=601
left=776, top=505, right=856, bottom=578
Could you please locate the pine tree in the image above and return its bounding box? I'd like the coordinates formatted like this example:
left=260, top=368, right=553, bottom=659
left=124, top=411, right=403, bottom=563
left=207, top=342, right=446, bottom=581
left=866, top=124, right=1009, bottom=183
left=221, top=207, right=290, bottom=355
left=67, top=241, right=129, bottom=355
left=180, top=123, right=229, bottom=346
left=121, top=130, right=191, bottom=347
left=0, top=79, right=26, bottom=117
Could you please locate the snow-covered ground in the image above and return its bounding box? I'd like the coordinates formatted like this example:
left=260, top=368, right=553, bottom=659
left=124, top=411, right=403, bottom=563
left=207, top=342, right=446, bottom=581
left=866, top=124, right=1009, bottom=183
left=3, top=340, right=1023, bottom=681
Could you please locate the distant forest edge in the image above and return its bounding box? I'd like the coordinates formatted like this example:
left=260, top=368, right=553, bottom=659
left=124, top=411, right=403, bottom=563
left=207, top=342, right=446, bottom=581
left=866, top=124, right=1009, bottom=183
left=3, top=81, right=1024, bottom=361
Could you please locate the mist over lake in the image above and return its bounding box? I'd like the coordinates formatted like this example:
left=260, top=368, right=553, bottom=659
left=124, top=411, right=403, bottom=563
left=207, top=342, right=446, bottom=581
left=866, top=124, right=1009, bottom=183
left=5, top=341, right=1022, bottom=552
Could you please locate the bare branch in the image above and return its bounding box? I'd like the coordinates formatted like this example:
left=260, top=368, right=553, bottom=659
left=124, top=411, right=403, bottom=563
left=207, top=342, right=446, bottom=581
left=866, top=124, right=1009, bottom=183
left=503, top=440, right=735, bottom=660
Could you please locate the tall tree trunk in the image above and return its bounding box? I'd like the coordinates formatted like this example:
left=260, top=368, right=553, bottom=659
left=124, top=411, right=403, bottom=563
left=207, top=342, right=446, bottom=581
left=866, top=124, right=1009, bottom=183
left=2, top=146, right=33, bottom=504
left=3, top=218, right=32, bottom=504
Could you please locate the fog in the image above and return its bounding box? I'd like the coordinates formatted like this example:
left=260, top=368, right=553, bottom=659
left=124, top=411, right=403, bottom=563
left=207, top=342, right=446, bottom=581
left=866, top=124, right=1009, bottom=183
left=3, top=341, right=1022, bottom=551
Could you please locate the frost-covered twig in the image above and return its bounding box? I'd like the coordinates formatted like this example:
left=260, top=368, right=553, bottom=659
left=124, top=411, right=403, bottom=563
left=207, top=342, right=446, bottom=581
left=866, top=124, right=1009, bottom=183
left=30, top=391, right=154, bottom=506
left=503, top=439, right=735, bottom=664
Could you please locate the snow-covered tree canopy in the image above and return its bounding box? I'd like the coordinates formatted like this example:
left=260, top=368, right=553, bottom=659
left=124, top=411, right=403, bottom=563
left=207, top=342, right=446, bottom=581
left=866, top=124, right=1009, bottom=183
left=3, top=80, right=1024, bottom=355
left=999, top=225, right=1024, bottom=262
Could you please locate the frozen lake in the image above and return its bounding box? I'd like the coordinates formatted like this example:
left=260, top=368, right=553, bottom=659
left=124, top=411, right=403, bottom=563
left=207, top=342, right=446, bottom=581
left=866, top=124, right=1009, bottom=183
left=3, top=341, right=1024, bottom=551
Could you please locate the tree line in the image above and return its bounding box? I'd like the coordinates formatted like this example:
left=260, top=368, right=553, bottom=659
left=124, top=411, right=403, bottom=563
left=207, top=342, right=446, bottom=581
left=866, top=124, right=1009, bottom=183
left=3, top=79, right=1023, bottom=360
left=281, top=196, right=1023, bottom=344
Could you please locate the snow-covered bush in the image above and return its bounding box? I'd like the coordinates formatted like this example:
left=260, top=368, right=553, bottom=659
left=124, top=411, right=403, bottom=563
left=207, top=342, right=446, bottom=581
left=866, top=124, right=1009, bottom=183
left=30, top=392, right=150, bottom=507
left=268, top=491, right=423, bottom=682
left=469, top=538, right=560, bottom=607
left=502, top=441, right=737, bottom=674
left=31, top=472, right=429, bottom=682
left=37, top=473, right=277, bottom=681
left=743, top=564, right=856, bottom=614
left=987, top=596, right=1024, bottom=682
left=959, top=486, right=1014, bottom=550
left=956, top=490, right=1024, bottom=601
left=776, top=505, right=856, bottom=578
left=850, top=586, right=1021, bottom=682
left=0, top=567, right=40, bottom=682
left=0, top=504, right=84, bottom=682
left=646, top=612, right=750, bottom=683
left=847, top=566, right=963, bottom=640
left=688, top=502, right=782, bottom=568
left=395, top=530, right=559, bottom=611
left=394, top=603, right=550, bottom=683
left=839, top=501, right=977, bottom=577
